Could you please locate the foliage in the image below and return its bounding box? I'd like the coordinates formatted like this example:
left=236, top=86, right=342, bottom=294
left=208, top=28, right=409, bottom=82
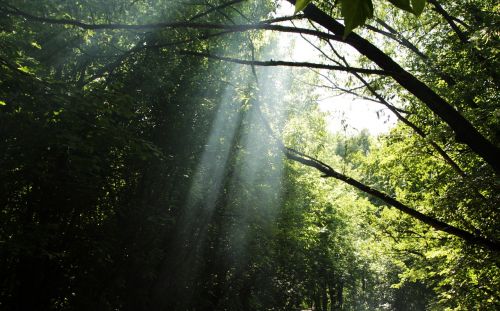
left=0, top=0, right=498, bottom=310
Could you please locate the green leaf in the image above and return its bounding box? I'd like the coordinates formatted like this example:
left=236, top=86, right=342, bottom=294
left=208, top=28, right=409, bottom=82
left=0, top=100, right=6, bottom=106
left=294, top=0, right=312, bottom=14
left=341, top=0, right=374, bottom=38
left=31, top=41, right=42, bottom=49
left=388, top=0, right=426, bottom=15
left=411, top=0, right=426, bottom=15
left=17, top=66, right=32, bottom=74
left=387, top=0, right=413, bottom=13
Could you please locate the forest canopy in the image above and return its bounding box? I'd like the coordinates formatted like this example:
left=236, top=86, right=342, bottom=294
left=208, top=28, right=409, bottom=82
left=0, top=0, right=498, bottom=310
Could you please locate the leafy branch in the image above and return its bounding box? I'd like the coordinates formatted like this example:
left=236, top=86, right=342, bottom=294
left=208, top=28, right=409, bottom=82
left=282, top=146, right=499, bottom=252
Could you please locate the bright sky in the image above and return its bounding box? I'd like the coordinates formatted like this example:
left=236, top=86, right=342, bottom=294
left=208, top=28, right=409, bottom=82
left=275, top=1, right=397, bottom=136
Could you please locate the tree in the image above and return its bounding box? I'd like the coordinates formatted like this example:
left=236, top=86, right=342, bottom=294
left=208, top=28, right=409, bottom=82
left=0, top=0, right=498, bottom=309
left=2, top=0, right=497, bottom=251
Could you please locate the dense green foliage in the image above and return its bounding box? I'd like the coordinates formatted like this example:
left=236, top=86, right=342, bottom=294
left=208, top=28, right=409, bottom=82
left=0, top=0, right=498, bottom=310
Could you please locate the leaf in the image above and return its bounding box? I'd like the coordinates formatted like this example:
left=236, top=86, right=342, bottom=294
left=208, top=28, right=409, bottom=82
left=388, top=0, right=426, bottom=15
left=387, top=0, right=412, bottom=13
left=0, top=100, right=6, bottom=106
left=411, top=0, right=426, bottom=15
left=17, top=66, right=32, bottom=74
left=294, top=0, right=312, bottom=13
left=31, top=41, right=42, bottom=49
left=341, top=0, right=374, bottom=38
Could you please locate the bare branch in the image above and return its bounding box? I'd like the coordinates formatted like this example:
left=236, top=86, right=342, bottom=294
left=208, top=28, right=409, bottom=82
left=0, top=4, right=333, bottom=41
left=369, top=21, right=428, bottom=60
left=261, top=14, right=306, bottom=24
left=188, top=0, right=245, bottom=21
left=181, top=50, right=391, bottom=75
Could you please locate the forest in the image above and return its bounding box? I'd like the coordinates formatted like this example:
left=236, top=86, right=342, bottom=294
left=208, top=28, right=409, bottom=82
left=0, top=0, right=498, bottom=310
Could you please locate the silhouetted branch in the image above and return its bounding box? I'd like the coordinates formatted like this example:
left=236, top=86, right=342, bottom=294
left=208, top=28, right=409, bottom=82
left=324, top=44, right=467, bottom=177
left=188, top=0, right=245, bottom=21
left=282, top=147, right=499, bottom=252
left=288, top=0, right=500, bottom=174
left=181, top=51, right=390, bottom=75
left=370, top=19, right=456, bottom=86
left=0, top=3, right=332, bottom=41
left=427, top=0, right=469, bottom=43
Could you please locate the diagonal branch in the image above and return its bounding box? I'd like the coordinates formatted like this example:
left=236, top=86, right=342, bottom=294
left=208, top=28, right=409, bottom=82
left=427, top=0, right=468, bottom=44
left=370, top=19, right=456, bottom=86
left=249, top=65, right=497, bottom=252
left=282, top=147, right=499, bottom=252
left=291, top=0, right=500, bottom=174
left=323, top=42, right=467, bottom=177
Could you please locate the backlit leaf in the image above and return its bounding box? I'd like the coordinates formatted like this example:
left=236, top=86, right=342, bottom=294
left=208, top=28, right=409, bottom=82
left=341, top=0, right=374, bottom=38
left=31, top=41, right=42, bottom=49
left=17, top=66, right=32, bottom=74
left=294, top=0, right=312, bottom=13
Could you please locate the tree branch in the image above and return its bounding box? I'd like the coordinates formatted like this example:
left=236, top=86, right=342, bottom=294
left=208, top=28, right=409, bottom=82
left=427, top=0, right=469, bottom=44
left=188, top=0, right=245, bottom=21
left=370, top=19, right=456, bottom=86
left=181, top=51, right=390, bottom=75
left=0, top=4, right=330, bottom=40
left=283, top=147, right=499, bottom=252
left=324, top=44, right=466, bottom=177
left=291, top=0, right=500, bottom=174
